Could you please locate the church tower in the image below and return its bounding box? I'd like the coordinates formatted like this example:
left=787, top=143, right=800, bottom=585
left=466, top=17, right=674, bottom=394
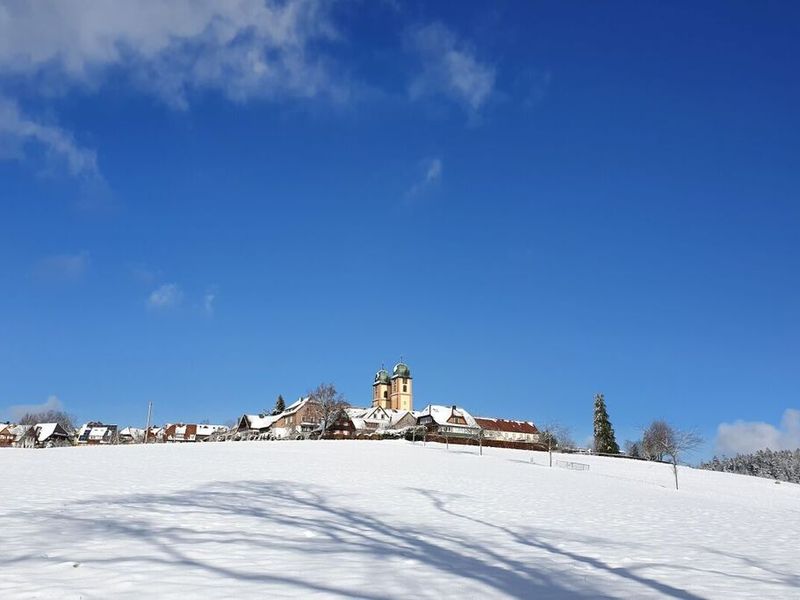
left=372, top=368, right=391, bottom=409
left=389, top=361, right=413, bottom=412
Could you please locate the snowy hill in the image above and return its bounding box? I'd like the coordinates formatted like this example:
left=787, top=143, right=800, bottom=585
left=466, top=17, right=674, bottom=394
left=1, top=441, right=797, bottom=599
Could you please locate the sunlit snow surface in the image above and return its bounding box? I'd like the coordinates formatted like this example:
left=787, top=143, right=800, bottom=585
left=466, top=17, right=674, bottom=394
left=1, top=441, right=797, bottom=598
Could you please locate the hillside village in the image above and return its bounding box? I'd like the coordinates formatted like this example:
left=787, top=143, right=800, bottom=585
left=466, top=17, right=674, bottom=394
left=1, top=362, right=542, bottom=451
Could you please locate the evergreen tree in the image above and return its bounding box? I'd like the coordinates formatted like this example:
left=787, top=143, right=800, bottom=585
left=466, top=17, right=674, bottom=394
left=593, top=393, right=619, bottom=454
left=271, top=395, right=286, bottom=416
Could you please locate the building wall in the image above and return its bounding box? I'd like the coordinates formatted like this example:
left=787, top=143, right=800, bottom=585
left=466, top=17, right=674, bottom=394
left=372, top=382, right=391, bottom=409
left=389, top=377, right=413, bottom=412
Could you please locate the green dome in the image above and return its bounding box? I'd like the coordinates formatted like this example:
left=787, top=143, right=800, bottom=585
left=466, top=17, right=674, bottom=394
left=392, top=362, right=411, bottom=378
left=374, top=369, right=390, bottom=384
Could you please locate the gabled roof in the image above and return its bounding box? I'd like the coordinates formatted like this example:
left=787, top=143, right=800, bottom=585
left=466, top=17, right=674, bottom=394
left=88, top=427, right=110, bottom=440
left=345, top=407, right=368, bottom=419
left=282, top=396, right=312, bottom=416
left=119, top=427, right=144, bottom=436
left=240, top=413, right=280, bottom=430
left=34, top=423, right=70, bottom=442
left=418, top=405, right=478, bottom=428
left=196, top=424, right=226, bottom=436
left=475, top=417, right=539, bottom=435
left=10, top=424, right=31, bottom=440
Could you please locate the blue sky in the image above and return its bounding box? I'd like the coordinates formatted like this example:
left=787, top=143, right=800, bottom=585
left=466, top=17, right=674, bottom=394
left=1, top=1, right=799, bottom=459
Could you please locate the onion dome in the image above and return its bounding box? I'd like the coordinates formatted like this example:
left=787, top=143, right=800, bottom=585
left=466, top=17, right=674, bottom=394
left=392, top=362, right=411, bottom=378
left=374, top=368, right=390, bottom=384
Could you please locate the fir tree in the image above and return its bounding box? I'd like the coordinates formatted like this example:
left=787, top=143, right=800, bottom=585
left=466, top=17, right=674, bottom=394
left=593, top=393, right=619, bottom=454
left=271, top=395, right=286, bottom=416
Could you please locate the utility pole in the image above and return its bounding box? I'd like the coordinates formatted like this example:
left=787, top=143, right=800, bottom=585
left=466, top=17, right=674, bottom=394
left=144, top=401, right=153, bottom=444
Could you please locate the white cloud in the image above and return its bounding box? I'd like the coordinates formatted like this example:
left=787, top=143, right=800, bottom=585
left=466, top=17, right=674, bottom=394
left=34, top=251, right=90, bottom=282
left=0, top=0, right=346, bottom=109
left=0, top=1, right=346, bottom=179
left=5, top=395, right=62, bottom=420
left=714, top=409, right=800, bottom=455
left=0, top=96, right=99, bottom=178
left=406, top=157, right=442, bottom=198
left=406, top=22, right=495, bottom=113
left=147, top=283, right=183, bottom=310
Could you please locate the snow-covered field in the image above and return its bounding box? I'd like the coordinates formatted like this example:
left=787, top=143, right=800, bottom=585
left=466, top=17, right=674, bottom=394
left=1, top=441, right=798, bottom=599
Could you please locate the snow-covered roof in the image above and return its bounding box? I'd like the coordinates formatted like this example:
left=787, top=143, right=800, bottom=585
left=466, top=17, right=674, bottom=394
left=283, top=396, right=312, bottom=415
left=241, top=414, right=280, bottom=430
left=34, top=423, right=67, bottom=442
left=10, top=424, right=31, bottom=440
left=196, top=424, right=226, bottom=436
left=119, top=427, right=144, bottom=436
left=418, top=405, right=479, bottom=428
left=345, top=407, right=368, bottom=419
left=88, top=427, right=109, bottom=440
left=361, top=407, right=414, bottom=429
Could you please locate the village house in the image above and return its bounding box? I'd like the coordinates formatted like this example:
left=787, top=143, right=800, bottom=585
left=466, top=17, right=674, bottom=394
left=196, top=424, right=227, bottom=441
left=118, top=427, right=145, bottom=444
left=145, top=426, right=165, bottom=443
left=162, top=423, right=225, bottom=442
left=0, top=423, right=16, bottom=447
left=474, top=417, right=540, bottom=445
left=270, top=397, right=321, bottom=439
left=418, top=405, right=481, bottom=439
left=348, top=405, right=417, bottom=433
left=77, top=422, right=119, bottom=445
left=322, top=409, right=357, bottom=438
left=235, top=413, right=281, bottom=440
left=16, top=423, right=73, bottom=448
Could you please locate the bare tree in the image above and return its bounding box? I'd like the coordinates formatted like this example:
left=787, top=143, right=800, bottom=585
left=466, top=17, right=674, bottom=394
left=539, top=422, right=575, bottom=467
left=624, top=439, right=643, bottom=458
left=308, top=383, right=349, bottom=439
left=18, top=410, right=76, bottom=432
left=642, top=420, right=672, bottom=461
left=643, top=420, right=703, bottom=490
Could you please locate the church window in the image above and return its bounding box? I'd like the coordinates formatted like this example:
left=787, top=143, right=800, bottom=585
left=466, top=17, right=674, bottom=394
left=403, top=385, right=407, bottom=392
left=383, top=391, right=388, bottom=398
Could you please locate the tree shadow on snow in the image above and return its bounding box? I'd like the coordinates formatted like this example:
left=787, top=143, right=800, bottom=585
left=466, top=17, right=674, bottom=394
left=4, top=479, right=603, bottom=599
left=409, top=487, right=711, bottom=600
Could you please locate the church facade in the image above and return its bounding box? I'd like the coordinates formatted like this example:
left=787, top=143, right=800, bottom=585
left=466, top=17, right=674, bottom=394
left=372, top=362, right=413, bottom=412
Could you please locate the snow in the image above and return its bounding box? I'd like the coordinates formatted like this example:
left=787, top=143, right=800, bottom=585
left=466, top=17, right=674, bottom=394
left=419, top=404, right=479, bottom=427
left=240, top=414, right=280, bottom=430
left=33, top=422, right=58, bottom=442
left=0, top=441, right=797, bottom=599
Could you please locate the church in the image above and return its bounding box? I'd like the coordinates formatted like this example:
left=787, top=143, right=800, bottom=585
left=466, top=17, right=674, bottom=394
left=371, top=362, right=413, bottom=412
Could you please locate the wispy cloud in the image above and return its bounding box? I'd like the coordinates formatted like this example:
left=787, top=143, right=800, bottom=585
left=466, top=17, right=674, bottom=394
left=33, top=251, right=90, bottom=282
left=147, top=283, right=183, bottom=310
left=406, top=157, right=442, bottom=198
left=714, top=409, right=800, bottom=455
left=0, top=96, right=100, bottom=178
left=406, top=22, right=495, bottom=114
left=0, top=1, right=348, bottom=179
left=0, top=1, right=346, bottom=109
left=4, top=395, right=62, bottom=421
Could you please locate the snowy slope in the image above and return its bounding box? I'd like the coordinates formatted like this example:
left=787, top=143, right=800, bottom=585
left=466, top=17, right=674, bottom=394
left=0, top=441, right=797, bottom=599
